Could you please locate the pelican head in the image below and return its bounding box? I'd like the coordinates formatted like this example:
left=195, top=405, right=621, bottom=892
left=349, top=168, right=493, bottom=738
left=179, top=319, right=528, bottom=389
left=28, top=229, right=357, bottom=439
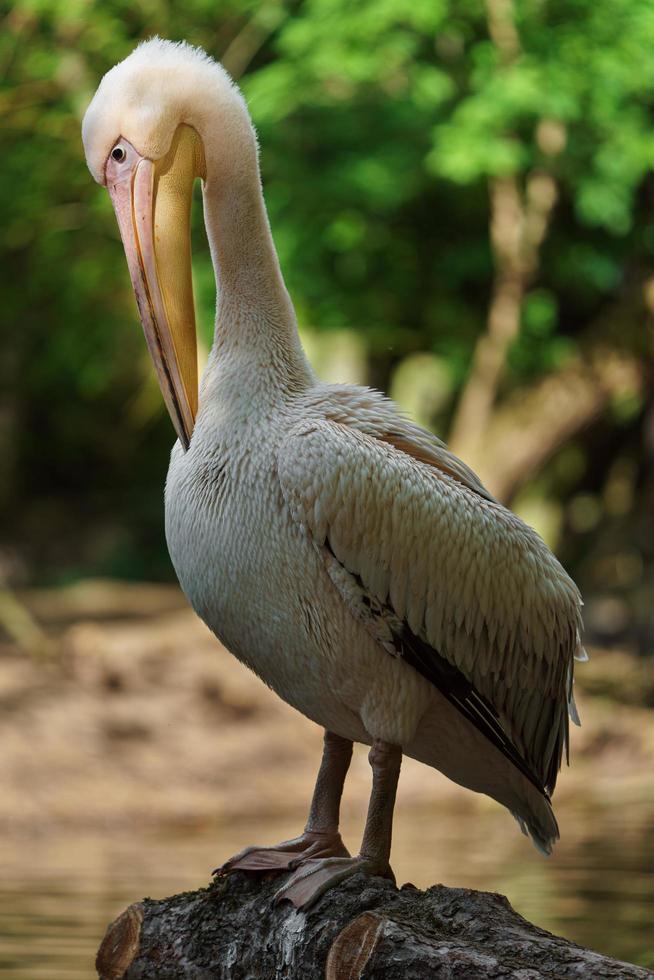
left=82, top=38, right=258, bottom=448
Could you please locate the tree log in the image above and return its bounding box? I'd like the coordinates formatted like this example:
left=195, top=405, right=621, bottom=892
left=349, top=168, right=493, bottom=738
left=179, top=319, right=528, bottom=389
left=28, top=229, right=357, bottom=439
left=96, top=871, right=653, bottom=979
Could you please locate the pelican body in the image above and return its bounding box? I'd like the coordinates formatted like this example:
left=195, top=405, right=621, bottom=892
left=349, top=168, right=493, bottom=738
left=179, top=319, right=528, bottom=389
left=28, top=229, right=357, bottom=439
left=83, top=39, right=584, bottom=907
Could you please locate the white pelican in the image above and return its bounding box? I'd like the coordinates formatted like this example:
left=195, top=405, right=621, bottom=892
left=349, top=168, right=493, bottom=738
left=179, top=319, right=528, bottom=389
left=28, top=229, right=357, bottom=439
left=82, top=38, right=584, bottom=909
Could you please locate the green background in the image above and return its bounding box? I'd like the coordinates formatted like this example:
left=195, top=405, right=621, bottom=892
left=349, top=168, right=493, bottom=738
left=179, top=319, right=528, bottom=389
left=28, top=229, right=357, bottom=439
left=2, top=0, right=653, bottom=651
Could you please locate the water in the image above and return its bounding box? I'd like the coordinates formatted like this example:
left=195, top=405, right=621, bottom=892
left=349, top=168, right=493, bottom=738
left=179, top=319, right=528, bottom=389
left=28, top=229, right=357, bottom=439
left=1, top=796, right=653, bottom=978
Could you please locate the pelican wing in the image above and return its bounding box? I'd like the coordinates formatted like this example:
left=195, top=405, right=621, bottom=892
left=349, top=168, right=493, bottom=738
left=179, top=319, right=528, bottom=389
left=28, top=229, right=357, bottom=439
left=278, top=418, right=583, bottom=796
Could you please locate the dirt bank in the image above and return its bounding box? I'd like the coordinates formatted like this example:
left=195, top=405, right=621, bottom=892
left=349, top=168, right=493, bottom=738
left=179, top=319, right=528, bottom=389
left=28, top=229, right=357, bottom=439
left=1, top=580, right=653, bottom=835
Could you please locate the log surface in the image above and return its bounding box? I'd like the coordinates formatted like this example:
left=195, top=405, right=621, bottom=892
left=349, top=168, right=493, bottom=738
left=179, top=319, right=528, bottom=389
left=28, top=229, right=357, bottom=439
left=96, top=871, right=653, bottom=979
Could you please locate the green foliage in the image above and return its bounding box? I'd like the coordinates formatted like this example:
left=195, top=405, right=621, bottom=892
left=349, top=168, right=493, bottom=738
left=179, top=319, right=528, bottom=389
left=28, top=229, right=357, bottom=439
left=1, top=0, right=653, bottom=592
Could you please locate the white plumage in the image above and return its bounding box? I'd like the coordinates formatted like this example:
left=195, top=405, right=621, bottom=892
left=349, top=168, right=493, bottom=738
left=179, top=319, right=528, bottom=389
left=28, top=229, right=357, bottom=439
left=84, top=37, right=584, bottom=907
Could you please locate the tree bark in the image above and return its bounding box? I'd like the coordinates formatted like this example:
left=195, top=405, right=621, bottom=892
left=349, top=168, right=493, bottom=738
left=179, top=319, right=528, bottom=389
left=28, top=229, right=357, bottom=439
left=96, top=871, right=652, bottom=979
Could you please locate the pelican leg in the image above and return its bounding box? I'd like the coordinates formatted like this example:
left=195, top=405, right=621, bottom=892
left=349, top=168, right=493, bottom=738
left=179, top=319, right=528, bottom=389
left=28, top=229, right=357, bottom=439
left=273, top=739, right=402, bottom=910
left=216, top=730, right=352, bottom=874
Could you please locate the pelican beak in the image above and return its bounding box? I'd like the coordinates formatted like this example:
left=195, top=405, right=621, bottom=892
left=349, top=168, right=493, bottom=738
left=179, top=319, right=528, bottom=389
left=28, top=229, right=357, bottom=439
left=105, top=125, right=206, bottom=450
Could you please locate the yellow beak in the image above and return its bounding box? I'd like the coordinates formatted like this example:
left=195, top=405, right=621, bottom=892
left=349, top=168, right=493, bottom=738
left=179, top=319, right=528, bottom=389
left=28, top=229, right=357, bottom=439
left=106, top=125, right=206, bottom=449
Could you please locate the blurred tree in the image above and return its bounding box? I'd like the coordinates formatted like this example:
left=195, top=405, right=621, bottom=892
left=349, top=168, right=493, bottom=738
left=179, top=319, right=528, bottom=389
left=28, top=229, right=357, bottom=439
left=1, top=0, right=653, bottom=647
left=245, top=0, right=653, bottom=487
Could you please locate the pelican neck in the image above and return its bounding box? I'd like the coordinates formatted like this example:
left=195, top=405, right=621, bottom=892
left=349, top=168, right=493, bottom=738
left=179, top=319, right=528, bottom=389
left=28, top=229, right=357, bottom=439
left=200, top=169, right=313, bottom=394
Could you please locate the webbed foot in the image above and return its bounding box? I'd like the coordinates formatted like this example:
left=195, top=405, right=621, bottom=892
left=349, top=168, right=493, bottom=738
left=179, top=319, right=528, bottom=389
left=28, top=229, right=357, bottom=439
left=214, top=829, right=350, bottom=875
left=273, top=854, right=395, bottom=910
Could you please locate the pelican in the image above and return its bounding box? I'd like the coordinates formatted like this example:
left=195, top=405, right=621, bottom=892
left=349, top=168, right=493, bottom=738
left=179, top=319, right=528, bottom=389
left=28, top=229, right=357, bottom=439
left=82, top=38, right=584, bottom=909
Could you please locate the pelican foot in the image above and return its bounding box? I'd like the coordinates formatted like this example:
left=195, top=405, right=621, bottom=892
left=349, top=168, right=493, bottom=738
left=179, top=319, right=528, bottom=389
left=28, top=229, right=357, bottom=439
left=273, top=855, right=395, bottom=910
left=214, top=830, right=350, bottom=875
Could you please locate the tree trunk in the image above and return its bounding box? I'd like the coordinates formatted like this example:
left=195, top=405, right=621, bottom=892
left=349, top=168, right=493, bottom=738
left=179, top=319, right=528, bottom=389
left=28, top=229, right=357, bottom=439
left=448, top=0, right=564, bottom=470
left=470, top=348, right=644, bottom=501
left=96, top=871, right=652, bottom=979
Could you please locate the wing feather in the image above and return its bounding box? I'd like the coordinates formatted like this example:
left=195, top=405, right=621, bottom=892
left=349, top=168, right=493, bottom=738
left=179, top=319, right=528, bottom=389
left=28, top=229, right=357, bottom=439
left=278, top=417, right=584, bottom=795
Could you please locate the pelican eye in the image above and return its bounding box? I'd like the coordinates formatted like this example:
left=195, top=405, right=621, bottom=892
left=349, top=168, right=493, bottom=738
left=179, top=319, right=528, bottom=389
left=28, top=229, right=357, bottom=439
left=111, top=145, right=126, bottom=162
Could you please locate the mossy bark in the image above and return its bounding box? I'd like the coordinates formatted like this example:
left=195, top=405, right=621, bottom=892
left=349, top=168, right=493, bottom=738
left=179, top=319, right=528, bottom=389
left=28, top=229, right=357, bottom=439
left=96, top=871, right=652, bottom=979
